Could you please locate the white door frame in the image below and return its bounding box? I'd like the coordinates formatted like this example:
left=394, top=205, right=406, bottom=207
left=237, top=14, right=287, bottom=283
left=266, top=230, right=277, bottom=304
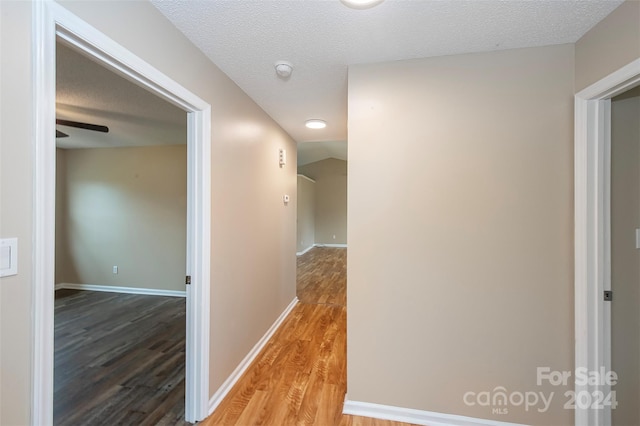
left=574, top=58, right=640, bottom=426
left=31, top=2, right=211, bottom=424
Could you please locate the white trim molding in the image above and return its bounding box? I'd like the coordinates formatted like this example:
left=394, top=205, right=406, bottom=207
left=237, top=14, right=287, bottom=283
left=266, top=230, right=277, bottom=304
left=208, top=297, right=299, bottom=415
left=574, top=57, right=640, bottom=426
left=32, top=1, right=212, bottom=423
left=297, top=243, right=348, bottom=255
left=315, top=243, right=347, bottom=248
left=297, top=174, right=316, bottom=183
left=343, top=399, right=527, bottom=426
left=296, top=245, right=315, bottom=256
left=31, top=3, right=57, bottom=425
left=55, top=283, right=187, bottom=298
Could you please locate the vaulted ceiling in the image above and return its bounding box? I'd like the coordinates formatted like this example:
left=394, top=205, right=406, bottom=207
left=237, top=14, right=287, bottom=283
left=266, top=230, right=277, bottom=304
left=56, top=42, right=186, bottom=149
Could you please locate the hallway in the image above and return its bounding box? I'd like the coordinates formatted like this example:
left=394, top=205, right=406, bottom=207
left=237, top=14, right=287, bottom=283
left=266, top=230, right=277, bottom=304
left=202, top=247, right=413, bottom=425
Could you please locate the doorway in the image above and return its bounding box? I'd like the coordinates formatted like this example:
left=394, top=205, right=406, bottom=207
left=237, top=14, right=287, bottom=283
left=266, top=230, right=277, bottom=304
left=32, top=2, right=211, bottom=423
left=609, top=86, right=640, bottom=426
left=574, top=58, right=640, bottom=426
left=54, top=40, right=188, bottom=423
left=295, top=141, right=348, bottom=304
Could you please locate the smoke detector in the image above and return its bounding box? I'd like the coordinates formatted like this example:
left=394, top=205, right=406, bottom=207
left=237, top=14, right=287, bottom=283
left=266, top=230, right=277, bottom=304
left=275, top=61, right=293, bottom=79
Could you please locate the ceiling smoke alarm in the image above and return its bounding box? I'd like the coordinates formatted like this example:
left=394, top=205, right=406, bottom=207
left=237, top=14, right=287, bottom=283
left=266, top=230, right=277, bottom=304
left=275, top=61, right=293, bottom=79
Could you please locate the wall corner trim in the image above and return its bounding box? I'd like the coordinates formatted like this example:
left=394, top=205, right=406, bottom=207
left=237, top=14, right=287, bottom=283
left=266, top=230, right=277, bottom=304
left=342, top=399, right=529, bottom=426
left=208, top=297, right=299, bottom=415
left=55, top=283, right=186, bottom=298
left=296, top=245, right=316, bottom=256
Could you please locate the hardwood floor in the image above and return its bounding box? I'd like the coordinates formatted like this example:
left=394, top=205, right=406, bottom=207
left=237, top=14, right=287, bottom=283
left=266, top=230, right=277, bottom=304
left=296, top=247, right=346, bottom=306
left=53, top=250, right=412, bottom=425
left=54, top=289, right=188, bottom=426
left=201, top=248, right=415, bottom=426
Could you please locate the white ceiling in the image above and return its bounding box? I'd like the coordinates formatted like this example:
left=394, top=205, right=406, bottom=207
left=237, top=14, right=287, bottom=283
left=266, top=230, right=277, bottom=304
left=56, top=41, right=186, bottom=149
left=152, top=0, right=623, bottom=148
left=56, top=1, right=623, bottom=160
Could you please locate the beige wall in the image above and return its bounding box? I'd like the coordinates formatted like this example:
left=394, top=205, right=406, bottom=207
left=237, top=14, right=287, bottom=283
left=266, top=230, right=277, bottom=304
left=347, top=44, right=574, bottom=425
left=0, top=2, right=34, bottom=424
left=575, top=0, right=640, bottom=92
left=297, top=175, right=316, bottom=254
left=611, top=87, right=640, bottom=426
left=56, top=146, right=187, bottom=291
left=298, top=158, right=347, bottom=245
left=0, top=1, right=297, bottom=424
left=55, top=148, right=68, bottom=287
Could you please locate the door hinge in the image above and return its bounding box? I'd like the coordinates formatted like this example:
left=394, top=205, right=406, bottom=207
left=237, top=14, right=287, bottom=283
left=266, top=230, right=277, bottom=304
left=604, top=290, right=612, bottom=301
left=186, top=275, right=191, bottom=285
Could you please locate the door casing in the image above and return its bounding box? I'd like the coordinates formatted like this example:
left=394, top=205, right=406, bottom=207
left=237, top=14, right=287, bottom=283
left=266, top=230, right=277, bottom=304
left=574, top=58, right=640, bottom=426
left=31, top=1, right=212, bottom=423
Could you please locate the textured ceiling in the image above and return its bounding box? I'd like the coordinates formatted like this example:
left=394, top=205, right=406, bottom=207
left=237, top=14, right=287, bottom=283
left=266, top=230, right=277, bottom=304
left=56, top=42, right=186, bottom=149
left=151, top=0, right=623, bottom=146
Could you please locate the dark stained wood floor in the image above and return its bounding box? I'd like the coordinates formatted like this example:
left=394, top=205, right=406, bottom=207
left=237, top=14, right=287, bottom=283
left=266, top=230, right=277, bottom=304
left=201, top=247, right=415, bottom=426
left=54, top=289, right=189, bottom=426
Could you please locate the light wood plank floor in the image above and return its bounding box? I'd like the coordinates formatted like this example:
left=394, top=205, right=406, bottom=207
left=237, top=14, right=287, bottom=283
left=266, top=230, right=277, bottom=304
left=54, top=289, right=189, bottom=426
left=297, top=247, right=347, bottom=306
left=201, top=247, right=415, bottom=426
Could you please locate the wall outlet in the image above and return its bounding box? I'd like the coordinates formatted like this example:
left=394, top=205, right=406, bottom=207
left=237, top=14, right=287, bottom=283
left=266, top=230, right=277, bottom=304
left=112, top=265, right=118, bottom=274
left=333, top=235, right=336, bottom=240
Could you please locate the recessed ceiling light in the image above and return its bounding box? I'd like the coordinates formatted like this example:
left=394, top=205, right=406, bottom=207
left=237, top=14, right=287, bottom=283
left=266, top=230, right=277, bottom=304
left=339, top=0, right=384, bottom=10
left=305, top=119, right=327, bottom=129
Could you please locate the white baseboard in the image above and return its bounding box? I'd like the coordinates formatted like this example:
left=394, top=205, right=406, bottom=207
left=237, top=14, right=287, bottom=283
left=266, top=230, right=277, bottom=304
left=55, top=283, right=186, bottom=298
left=296, top=243, right=348, bottom=255
left=296, top=245, right=315, bottom=256
left=342, top=399, right=528, bottom=426
left=208, top=297, right=299, bottom=415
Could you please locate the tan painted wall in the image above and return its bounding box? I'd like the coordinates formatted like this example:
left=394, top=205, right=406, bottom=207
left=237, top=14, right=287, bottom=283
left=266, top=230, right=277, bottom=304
left=298, top=158, right=347, bottom=245
left=347, top=44, right=575, bottom=425
left=55, top=148, right=69, bottom=287
left=610, top=87, right=640, bottom=426
left=0, top=2, right=34, bottom=424
left=575, top=0, right=640, bottom=92
left=0, top=1, right=296, bottom=423
left=55, top=146, right=187, bottom=291
left=297, top=175, right=316, bottom=254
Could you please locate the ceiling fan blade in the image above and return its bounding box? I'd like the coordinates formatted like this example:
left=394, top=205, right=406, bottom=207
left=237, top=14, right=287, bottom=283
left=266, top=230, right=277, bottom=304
left=56, top=119, right=109, bottom=133
left=56, top=130, right=69, bottom=138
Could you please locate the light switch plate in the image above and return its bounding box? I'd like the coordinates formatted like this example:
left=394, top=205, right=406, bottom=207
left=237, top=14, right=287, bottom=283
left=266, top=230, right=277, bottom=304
left=0, top=238, right=18, bottom=277
left=636, top=229, right=640, bottom=249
